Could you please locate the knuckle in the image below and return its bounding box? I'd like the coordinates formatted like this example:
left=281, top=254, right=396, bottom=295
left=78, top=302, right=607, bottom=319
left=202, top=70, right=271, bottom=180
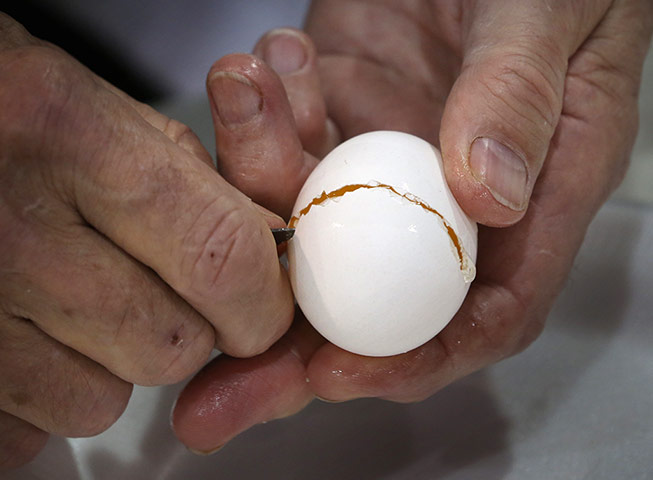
left=90, top=276, right=212, bottom=386
left=162, top=118, right=212, bottom=164
left=0, top=214, right=26, bottom=269
left=149, top=327, right=214, bottom=385
left=479, top=46, right=564, bottom=139
left=564, top=61, right=640, bottom=202
left=235, top=301, right=293, bottom=358
left=132, top=314, right=214, bottom=387
left=218, top=331, right=271, bottom=358
left=568, top=49, right=640, bottom=105
left=468, top=282, right=544, bottom=360
left=51, top=366, right=132, bottom=437
left=181, top=202, right=266, bottom=300
left=163, top=117, right=201, bottom=148
left=0, top=46, right=79, bottom=146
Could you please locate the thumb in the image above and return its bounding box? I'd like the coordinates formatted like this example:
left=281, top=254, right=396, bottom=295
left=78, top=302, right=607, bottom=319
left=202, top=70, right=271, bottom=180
left=440, top=0, right=611, bottom=226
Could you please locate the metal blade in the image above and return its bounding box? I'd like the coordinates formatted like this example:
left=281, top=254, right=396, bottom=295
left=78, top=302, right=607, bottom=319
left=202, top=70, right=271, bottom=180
left=271, top=227, right=295, bottom=245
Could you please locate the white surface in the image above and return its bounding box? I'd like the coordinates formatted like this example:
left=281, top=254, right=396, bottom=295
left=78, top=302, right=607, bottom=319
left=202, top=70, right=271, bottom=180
left=6, top=201, right=653, bottom=479
left=288, top=132, right=477, bottom=356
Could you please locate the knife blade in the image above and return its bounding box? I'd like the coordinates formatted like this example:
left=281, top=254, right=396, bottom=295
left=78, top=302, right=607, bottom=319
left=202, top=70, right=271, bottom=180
left=271, top=227, right=295, bottom=245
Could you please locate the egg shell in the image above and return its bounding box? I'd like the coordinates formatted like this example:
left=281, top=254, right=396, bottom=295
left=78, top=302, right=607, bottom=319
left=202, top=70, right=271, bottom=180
left=287, top=131, right=477, bottom=357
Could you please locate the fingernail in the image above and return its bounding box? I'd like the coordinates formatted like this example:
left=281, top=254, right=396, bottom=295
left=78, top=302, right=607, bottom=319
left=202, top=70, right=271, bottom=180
left=209, top=72, right=262, bottom=126
left=469, top=137, right=529, bottom=210
left=188, top=444, right=225, bottom=456
left=260, top=31, right=307, bottom=75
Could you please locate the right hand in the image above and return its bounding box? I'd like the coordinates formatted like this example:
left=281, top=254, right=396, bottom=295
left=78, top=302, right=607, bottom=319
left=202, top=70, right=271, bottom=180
left=0, top=13, right=294, bottom=469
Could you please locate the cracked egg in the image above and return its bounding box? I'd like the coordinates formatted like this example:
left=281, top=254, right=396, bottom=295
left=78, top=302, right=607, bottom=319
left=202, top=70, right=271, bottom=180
left=287, top=131, right=477, bottom=357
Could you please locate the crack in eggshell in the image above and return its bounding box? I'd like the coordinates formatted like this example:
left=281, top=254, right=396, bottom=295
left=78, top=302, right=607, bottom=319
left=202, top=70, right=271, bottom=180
left=289, top=182, right=476, bottom=283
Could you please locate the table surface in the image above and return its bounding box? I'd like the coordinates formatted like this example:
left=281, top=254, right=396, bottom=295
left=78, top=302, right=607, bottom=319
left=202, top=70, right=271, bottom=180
left=5, top=5, right=653, bottom=479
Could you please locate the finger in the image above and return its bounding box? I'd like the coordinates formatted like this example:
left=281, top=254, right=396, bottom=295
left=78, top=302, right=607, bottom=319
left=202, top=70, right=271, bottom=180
left=1, top=216, right=213, bottom=386
left=253, top=28, right=340, bottom=158
left=439, top=0, right=612, bottom=226
left=0, top=315, right=132, bottom=438
left=207, top=54, right=319, bottom=220
left=0, top=411, right=48, bottom=470
left=172, top=316, right=324, bottom=453
left=1, top=47, right=294, bottom=358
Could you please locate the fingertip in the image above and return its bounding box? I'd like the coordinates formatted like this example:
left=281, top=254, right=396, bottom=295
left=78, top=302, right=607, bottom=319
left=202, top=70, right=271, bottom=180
left=254, top=27, right=338, bottom=158
left=206, top=54, right=288, bottom=123
left=207, top=53, right=267, bottom=84
left=141, top=316, right=216, bottom=387
left=217, top=286, right=294, bottom=360
left=253, top=27, right=311, bottom=75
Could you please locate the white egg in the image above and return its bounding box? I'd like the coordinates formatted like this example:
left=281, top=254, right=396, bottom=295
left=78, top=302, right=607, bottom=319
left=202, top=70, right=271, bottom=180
left=287, top=131, right=477, bottom=357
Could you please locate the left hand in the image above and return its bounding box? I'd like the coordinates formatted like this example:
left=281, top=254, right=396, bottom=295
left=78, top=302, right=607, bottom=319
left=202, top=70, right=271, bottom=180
left=172, top=0, right=653, bottom=453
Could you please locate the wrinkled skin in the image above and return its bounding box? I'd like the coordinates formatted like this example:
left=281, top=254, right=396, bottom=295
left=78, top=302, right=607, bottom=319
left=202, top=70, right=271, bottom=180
left=0, top=13, right=297, bottom=468
left=172, top=0, right=653, bottom=454
left=1, top=0, right=652, bottom=468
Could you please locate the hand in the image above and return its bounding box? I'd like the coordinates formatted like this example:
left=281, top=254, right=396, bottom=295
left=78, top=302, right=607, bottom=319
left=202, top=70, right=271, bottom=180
left=171, top=1, right=653, bottom=453
left=0, top=13, right=295, bottom=469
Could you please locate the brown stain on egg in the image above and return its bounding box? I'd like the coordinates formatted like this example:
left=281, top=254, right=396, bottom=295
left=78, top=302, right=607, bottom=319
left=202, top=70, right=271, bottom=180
left=288, top=183, right=466, bottom=271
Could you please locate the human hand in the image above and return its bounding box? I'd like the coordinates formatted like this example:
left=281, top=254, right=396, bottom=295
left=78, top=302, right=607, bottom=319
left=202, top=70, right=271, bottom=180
left=171, top=1, right=652, bottom=453
left=0, top=13, right=295, bottom=469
